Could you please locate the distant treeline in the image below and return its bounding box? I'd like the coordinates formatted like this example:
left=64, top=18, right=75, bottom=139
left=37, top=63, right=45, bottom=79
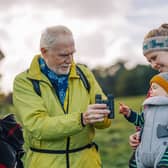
left=92, top=61, right=157, bottom=97
left=0, top=61, right=158, bottom=105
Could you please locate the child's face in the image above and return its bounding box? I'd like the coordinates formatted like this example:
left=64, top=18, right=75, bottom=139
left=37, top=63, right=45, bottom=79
left=150, top=82, right=168, bottom=97
left=145, top=51, right=168, bottom=72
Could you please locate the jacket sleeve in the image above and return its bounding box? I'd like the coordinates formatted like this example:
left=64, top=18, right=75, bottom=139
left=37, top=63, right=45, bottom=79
left=13, top=74, right=84, bottom=141
left=81, top=67, right=112, bottom=129
left=125, top=110, right=144, bottom=127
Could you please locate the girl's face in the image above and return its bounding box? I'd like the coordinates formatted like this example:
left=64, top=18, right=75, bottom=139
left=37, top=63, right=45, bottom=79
left=145, top=51, right=168, bottom=72
left=150, top=82, right=168, bottom=97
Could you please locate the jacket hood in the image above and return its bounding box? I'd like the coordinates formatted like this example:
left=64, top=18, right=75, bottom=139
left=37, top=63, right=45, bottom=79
left=27, top=54, right=80, bottom=81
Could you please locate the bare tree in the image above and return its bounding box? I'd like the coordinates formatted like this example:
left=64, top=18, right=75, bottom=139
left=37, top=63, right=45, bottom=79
left=0, top=50, right=4, bottom=60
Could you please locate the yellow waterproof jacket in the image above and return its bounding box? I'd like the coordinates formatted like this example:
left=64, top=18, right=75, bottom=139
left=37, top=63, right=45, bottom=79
left=13, top=55, right=111, bottom=168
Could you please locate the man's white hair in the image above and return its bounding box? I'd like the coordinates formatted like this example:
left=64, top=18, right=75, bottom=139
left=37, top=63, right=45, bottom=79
left=40, top=25, right=73, bottom=48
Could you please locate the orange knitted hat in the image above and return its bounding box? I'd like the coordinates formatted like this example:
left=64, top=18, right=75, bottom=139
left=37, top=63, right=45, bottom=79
left=150, top=72, right=168, bottom=93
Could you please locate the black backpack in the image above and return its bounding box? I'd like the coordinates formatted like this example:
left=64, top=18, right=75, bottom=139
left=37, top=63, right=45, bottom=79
left=0, top=114, right=24, bottom=168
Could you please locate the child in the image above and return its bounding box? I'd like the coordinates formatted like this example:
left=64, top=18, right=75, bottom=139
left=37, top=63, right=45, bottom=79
left=119, top=72, right=168, bottom=168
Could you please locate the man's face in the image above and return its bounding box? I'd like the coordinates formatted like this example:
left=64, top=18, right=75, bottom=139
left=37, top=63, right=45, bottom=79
left=41, top=35, right=76, bottom=75
left=145, top=51, right=168, bottom=72
left=150, top=82, right=168, bottom=97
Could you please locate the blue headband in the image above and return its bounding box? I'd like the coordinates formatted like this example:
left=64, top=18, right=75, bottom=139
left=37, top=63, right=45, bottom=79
left=143, top=36, right=168, bottom=55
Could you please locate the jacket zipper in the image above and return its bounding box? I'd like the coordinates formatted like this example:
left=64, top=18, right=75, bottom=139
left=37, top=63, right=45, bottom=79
left=66, top=137, right=70, bottom=168
left=65, top=88, right=70, bottom=168
left=150, top=107, right=156, bottom=151
left=52, top=85, right=71, bottom=168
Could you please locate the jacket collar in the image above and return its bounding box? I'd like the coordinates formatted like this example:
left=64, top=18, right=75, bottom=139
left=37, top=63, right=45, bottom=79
left=143, top=96, right=168, bottom=106
left=27, top=54, right=80, bottom=81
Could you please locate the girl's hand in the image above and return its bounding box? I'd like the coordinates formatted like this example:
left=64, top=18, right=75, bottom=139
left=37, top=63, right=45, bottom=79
left=129, top=132, right=140, bottom=150
left=119, top=103, right=131, bottom=117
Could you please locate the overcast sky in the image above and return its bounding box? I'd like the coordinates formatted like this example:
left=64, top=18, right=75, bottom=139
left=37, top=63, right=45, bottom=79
left=0, top=0, right=168, bottom=92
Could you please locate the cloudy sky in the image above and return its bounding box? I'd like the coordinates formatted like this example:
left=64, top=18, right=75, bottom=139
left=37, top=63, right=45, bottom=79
left=0, top=0, right=168, bottom=92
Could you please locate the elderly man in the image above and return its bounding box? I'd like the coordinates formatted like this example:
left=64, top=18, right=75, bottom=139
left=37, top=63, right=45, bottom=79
left=13, top=25, right=111, bottom=168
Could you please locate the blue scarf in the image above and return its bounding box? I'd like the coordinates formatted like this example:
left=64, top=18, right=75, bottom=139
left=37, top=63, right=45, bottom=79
left=39, top=57, right=68, bottom=106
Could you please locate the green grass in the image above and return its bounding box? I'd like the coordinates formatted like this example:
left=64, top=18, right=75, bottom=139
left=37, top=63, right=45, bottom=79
left=0, top=104, right=15, bottom=117
left=95, top=95, right=145, bottom=168
left=0, top=95, right=145, bottom=168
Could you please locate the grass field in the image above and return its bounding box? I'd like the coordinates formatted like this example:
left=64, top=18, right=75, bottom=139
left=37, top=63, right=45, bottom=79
left=0, top=95, right=145, bottom=168
left=95, top=95, right=145, bottom=168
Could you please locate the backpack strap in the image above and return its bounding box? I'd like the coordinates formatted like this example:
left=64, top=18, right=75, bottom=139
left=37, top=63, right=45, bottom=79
left=30, top=79, right=41, bottom=96
left=30, top=65, right=90, bottom=96
left=76, top=65, right=90, bottom=93
left=27, top=69, right=41, bottom=96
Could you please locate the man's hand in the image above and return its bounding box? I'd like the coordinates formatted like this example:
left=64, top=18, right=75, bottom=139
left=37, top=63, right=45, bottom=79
left=82, top=104, right=110, bottom=125
left=129, top=131, right=140, bottom=150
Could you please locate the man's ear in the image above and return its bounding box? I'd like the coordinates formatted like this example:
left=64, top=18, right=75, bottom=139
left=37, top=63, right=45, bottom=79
left=40, top=48, right=47, bottom=58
